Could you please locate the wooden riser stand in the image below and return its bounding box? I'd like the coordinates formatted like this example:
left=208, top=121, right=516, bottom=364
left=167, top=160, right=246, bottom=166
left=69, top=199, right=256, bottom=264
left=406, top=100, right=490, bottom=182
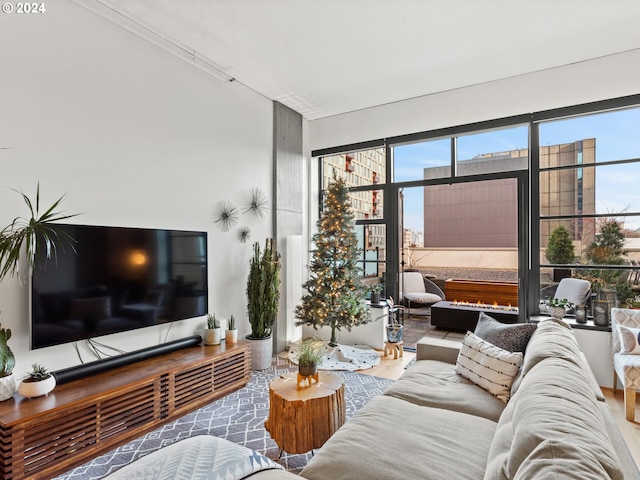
left=0, top=341, right=251, bottom=480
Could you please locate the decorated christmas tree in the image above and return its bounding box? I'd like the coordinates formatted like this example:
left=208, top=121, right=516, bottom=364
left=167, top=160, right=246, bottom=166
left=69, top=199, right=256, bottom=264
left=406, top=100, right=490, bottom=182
left=295, top=175, right=370, bottom=345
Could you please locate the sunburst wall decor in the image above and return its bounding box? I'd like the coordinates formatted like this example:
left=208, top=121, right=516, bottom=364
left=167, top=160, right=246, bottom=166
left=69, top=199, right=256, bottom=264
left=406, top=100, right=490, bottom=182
left=244, top=188, right=268, bottom=222
left=213, top=201, right=239, bottom=232
left=238, top=226, right=251, bottom=243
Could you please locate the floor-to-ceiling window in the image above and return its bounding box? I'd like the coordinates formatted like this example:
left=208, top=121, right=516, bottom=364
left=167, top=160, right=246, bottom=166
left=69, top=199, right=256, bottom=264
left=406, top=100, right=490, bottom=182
left=315, top=95, right=640, bottom=323
left=536, top=106, right=640, bottom=320
left=320, top=147, right=388, bottom=297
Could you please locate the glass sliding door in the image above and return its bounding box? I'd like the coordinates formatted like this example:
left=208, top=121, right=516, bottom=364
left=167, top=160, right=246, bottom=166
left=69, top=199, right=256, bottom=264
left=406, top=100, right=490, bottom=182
left=399, top=178, right=522, bottom=309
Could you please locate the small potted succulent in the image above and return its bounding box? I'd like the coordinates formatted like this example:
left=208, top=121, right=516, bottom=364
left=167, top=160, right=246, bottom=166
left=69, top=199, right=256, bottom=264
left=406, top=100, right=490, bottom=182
left=18, top=363, right=56, bottom=398
left=204, top=313, right=221, bottom=345
left=0, top=321, right=16, bottom=401
left=225, top=315, right=238, bottom=344
left=297, top=338, right=325, bottom=377
left=546, top=297, right=572, bottom=320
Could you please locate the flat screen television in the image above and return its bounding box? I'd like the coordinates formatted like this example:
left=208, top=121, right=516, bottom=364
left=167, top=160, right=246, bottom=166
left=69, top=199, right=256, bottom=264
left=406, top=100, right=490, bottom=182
left=31, top=223, right=208, bottom=349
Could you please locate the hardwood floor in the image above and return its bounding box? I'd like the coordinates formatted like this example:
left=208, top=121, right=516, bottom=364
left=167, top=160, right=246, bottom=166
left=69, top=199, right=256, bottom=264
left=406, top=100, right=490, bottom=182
left=361, top=350, right=640, bottom=470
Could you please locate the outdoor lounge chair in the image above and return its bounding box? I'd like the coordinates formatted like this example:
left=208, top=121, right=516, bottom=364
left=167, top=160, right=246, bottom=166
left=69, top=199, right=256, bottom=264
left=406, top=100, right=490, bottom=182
left=399, top=271, right=445, bottom=316
left=540, top=277, right=591, bottom=313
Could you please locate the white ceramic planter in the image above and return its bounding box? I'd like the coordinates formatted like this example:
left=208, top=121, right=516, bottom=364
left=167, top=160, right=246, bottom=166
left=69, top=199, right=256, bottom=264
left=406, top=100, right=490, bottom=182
left=18, top=375, right=56, bottom=398
left=0, top=374, right=16, bottom=401
left=549, top=306, right=566, bottom=320
left=247, top=336, right=273, bottom=370
left=204, top=328, right=222, bottom=345
left=225, top=329, right=238, bottom=345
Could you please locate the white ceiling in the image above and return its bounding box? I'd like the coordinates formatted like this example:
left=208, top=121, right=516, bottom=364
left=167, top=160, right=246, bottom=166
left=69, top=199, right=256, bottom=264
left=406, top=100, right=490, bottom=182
left=91, top=0, right=640, bottom=120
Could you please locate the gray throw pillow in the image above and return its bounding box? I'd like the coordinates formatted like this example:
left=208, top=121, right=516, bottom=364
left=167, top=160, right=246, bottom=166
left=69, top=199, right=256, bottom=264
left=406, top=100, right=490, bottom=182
left=474, top=312, right=537, bottom=353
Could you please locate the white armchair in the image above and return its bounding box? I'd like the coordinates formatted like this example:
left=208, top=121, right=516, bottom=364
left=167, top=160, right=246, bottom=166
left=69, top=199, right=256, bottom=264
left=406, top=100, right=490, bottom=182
left=611, top=307, right=640, bottom=421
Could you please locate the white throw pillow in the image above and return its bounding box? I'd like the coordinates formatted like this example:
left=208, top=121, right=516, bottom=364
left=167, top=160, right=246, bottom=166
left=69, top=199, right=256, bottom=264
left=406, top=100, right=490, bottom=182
left=455, top=332, right=523, bottom=402
left=617, top=324, right=640, bottom=354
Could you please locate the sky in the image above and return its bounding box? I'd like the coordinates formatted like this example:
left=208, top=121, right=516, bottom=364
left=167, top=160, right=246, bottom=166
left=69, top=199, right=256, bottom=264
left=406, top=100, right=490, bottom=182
left=393, top=107, right=640, bottom=232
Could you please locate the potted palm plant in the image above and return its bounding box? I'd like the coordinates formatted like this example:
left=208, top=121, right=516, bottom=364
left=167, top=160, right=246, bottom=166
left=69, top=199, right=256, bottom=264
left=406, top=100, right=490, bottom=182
left=0, top=183, right=79, bottom=282
left=18, top=362, right=56, bottom=398
left=204, top=313, right=221, bottom=345
left=246, top=239, right=281, bottom=370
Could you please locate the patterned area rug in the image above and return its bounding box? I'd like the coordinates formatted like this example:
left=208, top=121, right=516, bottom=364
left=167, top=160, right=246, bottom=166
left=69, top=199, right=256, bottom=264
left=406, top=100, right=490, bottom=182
left=288, top=342, right=381, bottom=371
left=54, top=357, right=394, bottom=479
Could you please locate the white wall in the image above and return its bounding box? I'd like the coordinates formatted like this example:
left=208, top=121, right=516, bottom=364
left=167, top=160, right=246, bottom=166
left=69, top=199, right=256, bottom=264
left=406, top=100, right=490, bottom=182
left=309, top=49, right=640, bottom=150
left=0, top=1, right=274, bottom=374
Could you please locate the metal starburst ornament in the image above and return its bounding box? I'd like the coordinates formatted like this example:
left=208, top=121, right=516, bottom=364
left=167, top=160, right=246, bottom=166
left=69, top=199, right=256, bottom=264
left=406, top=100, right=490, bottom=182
left=238, top=226, right=251, bottom=243
left=213, top=201, right=239, bottom=232
left=244, top=188, right=268, bottom=222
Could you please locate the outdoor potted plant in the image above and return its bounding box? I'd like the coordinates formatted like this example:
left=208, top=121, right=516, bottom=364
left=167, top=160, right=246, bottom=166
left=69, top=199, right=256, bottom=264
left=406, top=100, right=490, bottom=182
left=18, top=362, right=56, bottom=398
left=204, top=313, right=221, bottom=345
left=246, top=239, right=281, bottom=370
left=545, top=225, right=575, bottom=282
left=546, top=297, right=572, bottom=320
left=225, top=315, right=238, bottom=344
left=297, top=338, right=325, bottom=377
left=0, top=322, right=16, bottom=401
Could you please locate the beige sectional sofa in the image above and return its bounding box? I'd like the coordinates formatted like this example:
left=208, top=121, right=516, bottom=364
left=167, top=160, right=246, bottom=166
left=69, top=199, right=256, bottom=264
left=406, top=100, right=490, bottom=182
left=111, top=318, right=638, bottom=479
left=299, top=318, right=640, bottom=480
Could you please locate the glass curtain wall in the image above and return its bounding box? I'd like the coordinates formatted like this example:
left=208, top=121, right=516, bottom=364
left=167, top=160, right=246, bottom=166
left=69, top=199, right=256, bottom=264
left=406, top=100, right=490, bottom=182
left=321, top=148, right=388, bottom=298
left=538, top=107, right=640, bottom=322
left=317, top=96, right=640, bottom=324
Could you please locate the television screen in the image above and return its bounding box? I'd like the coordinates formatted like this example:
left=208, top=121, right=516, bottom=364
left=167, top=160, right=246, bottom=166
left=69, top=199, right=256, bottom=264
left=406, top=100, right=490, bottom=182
left=31, top=224, right=208, bottom=349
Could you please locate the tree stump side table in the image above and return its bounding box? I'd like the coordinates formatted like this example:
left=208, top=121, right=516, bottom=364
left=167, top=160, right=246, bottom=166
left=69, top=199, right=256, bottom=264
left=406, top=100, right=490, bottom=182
left=265, top=372, right=346, bottom=455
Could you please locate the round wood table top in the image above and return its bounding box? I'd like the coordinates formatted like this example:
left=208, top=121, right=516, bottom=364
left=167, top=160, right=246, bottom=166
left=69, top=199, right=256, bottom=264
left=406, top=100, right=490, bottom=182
left=269, top=371, right=344, bottom=400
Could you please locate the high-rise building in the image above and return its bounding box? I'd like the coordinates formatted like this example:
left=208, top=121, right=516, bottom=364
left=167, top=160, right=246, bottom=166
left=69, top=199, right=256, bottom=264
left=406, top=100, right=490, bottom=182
left=322, top=149, right=386, bottom=251
left=421, top=139, right=595, bottom=249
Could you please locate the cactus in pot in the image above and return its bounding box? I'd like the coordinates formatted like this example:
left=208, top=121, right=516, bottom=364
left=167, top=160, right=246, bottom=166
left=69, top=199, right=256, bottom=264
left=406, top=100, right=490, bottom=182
left=0, top=321, right=16, bottom=401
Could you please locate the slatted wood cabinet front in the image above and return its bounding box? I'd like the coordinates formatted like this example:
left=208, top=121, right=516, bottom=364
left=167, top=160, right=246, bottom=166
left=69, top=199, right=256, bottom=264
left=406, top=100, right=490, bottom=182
left=0, top=341, right=251, bottom=480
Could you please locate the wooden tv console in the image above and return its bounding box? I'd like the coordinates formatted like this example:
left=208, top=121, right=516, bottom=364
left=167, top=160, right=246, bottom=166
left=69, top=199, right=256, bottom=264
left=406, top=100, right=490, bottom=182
left=0, top=341, right=251, bottom=480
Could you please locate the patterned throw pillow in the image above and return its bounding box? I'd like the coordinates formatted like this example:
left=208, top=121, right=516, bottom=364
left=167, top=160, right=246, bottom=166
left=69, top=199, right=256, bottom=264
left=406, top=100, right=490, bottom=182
left=455, top=331, right=523, bottom=402
left=617, top=324, right=640, bottom=354
left=474, top=312, right=537, bottom=353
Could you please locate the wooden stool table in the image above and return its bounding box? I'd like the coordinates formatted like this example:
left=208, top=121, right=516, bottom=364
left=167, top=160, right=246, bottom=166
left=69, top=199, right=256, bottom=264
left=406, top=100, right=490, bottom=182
left=265, top=372, right=346, bottom=455
left=384, top=341, right=404, bottom=359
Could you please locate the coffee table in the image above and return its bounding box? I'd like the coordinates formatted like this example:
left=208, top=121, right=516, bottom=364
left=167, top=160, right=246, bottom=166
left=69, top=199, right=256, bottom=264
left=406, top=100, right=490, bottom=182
left=265, top=371, right=346, bottom=455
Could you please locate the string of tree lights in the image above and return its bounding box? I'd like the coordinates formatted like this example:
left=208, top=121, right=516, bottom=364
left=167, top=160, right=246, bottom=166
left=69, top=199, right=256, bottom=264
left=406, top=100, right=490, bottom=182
left=295, top=175, right=370, bottom=345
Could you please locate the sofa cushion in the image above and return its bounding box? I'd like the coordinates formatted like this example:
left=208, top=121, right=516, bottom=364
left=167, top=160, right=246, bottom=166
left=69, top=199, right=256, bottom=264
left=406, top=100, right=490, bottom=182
left=617, top=324, right=640, bottom=354
left=485, top=356, right=624, bottom=480
left=474, top=312, right=537, bottom=352
left=517, top=318, right=582, bottom=379
left=300, top=395, right=497, bottom=480
left=455, top=332, right=523, bottom=402
left=385, top=359, right=506, bottom=421
left=510, top=440, right=616, bottom=480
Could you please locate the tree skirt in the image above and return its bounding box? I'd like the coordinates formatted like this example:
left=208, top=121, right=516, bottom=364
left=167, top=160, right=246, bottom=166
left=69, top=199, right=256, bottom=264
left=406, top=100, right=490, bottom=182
left=288, top=343, right=380, bottom=371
